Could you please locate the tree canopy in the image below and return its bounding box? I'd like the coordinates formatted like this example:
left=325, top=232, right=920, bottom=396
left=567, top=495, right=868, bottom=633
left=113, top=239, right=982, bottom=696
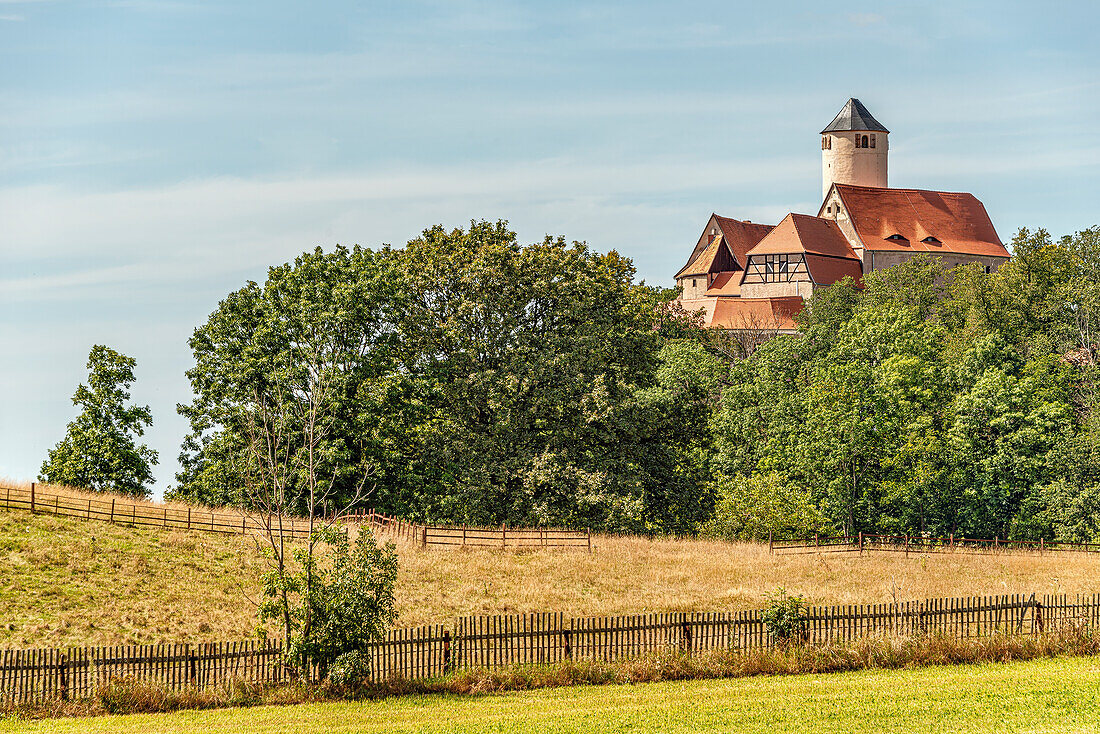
left=171, top=220, right=701, bottom=531
left=173, top=221, right=1100, bottom=541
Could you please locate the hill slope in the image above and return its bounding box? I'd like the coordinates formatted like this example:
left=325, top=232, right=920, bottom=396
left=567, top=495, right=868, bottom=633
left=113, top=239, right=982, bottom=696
left=1, top=505, right=1097, bottom=647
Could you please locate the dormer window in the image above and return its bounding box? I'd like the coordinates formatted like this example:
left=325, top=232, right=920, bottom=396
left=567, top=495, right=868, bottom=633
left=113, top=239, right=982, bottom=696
left=921, top=236, right=942, bottom=245
left=885, top=234, right=909, bottom=242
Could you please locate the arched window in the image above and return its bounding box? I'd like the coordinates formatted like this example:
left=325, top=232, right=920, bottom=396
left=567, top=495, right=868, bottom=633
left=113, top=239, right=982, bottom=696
left=861, top=135, right=869, bottom=148
left=870, top=134, right=876, bottom=148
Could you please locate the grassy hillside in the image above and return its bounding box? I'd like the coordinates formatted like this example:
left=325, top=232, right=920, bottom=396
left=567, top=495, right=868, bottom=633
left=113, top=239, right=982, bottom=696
left=2, top=497, right=1098, bottom=648
left=0, top=510, right=265, bottom=648
left=8, top=655, right=1100, bottom=733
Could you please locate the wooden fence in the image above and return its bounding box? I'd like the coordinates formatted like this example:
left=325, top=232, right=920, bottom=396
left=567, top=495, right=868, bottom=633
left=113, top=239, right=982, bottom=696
left=358, top=510, right=592, bottom=552
left=770, top=532, right=1100, bottom=556
left=4, top=594, right=1099, bottom=703
left=0, top=484, right=314, bottom=540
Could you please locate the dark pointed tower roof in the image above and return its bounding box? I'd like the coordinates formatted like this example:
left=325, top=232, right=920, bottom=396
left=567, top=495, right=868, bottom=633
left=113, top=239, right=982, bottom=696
left=821, top=98, right=889, bottom=134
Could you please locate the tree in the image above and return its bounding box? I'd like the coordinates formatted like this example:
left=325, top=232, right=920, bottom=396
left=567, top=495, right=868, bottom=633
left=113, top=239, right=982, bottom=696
left=172, top=245, right=398, bottom=512
left=174, top=222, right=682, bottom=532
left=40, top=345, right=157, bottom=496
left=258, top=525, right=397, bottom=681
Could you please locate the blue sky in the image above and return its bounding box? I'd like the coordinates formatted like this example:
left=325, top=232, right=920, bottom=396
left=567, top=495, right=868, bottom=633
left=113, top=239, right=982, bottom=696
left=2, top=0, right=1099, bottom=495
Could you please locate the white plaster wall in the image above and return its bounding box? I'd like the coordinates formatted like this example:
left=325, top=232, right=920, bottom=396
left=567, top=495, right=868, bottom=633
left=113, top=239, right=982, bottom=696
left=822, top=132, right=888, bottom=199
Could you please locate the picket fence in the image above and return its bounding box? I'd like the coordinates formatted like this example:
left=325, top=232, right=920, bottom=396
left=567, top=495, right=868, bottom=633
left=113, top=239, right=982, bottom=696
left=771, top=532, right=1100, bottom=556
left=3, top=593, right=1098, bottom=703
left=360, top=510, right=592, bottom=551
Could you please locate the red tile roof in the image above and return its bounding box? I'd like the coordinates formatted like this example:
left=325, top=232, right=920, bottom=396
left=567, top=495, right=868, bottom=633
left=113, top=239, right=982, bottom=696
left=828, top=184, right=1009, bottom=258
left=710, top=297, right=803, bottom=331
left=748, top=213, right=859, bottom=259
left=705, top=271, right=741, bottom=296
left=804, top=254, right=863, bottom=286
left=715, top=216, right=775, bottom=266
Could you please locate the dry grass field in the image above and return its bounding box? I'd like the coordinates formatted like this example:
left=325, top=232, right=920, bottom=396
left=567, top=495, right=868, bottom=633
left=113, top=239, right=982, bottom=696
left=0, top=479, right=1097, bottom=647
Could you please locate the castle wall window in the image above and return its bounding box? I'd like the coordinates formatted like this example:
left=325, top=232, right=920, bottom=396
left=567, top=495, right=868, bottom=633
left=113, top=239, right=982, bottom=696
left=870, top=134, right=876, bottom=148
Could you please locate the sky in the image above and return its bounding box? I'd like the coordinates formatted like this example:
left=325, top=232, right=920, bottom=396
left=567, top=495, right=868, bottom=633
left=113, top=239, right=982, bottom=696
left=2, top=1, right=1099, bottom=496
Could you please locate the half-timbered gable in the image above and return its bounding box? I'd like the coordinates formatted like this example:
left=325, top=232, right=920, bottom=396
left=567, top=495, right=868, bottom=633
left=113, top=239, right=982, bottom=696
left=740, top=214, right=862, bottom=299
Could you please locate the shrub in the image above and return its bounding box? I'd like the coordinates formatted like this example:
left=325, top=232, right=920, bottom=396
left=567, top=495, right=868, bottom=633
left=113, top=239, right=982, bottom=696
left=326, top=650, right=370, bottom=693
left=702, top=472, right=828, bottom=542
left=762, top=588, right=807, bottom=644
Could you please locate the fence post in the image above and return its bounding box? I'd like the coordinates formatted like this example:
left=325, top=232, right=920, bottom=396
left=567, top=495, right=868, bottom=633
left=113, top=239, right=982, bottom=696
left=187, top=507, right=191, bottom=530
left=680, top=617, right=692, bottom=654
left=858, top=531, right=863, bottom=555
left=109, top=498, right=115, bottom=524
left=994, top=536, right=999, bottom=554
left=422, top=525, right=428, bottom=549
left=563, top=629, right=573, bottom=660
left=587, top=528, right=592, bottom=554
left=30, top=482, right=35, bottom=514
left=905, top=533, right=910, bottom=558
left=814, top=533, right=819, bottom=552
left=59, top=653, right=68, bottom=701
left=442, top=630, right=453, bottom=675
left=1040, top=537, right=1044, bottom=556
left=949, top=533, right=954, bottom=550
left=188, top=647, right=197, bottom=686
left=768, top=531, right=773, bottom=555
left=462, top=524, right=467, bottom=547
left=502, top=523, right=507, bottom=550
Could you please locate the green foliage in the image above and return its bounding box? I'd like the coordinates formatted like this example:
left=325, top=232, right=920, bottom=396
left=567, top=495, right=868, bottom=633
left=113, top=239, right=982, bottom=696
left=702, top=473, right=827, bottom=541
left=40, top=345, right=157, bottom=497
left=761, top=588, right=806, bottom=644
left=326, top=650, right=370, bottom=693
left=711, top=234, right=1100, bottom=540
left=174, top=218, right=1100, bottom=540
left=176, top=221, right=692, bottom=532
left=259, top=528, right=398, bottom=678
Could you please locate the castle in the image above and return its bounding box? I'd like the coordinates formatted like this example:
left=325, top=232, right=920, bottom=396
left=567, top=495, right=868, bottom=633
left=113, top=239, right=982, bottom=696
left=675, top=98, right=1011, bottom=332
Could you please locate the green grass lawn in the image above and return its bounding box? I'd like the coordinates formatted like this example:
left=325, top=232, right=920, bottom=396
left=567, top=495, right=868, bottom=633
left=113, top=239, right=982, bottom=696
left=7, top=655, right=1100, bottom=734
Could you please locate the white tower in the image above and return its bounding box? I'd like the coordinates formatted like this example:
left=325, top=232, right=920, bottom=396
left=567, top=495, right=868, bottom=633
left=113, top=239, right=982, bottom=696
left=821, top=98, right=889, bottom=200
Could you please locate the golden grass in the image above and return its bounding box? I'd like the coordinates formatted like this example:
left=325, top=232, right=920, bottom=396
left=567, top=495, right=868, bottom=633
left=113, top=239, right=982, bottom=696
left=0, top=478, right=1097, bottom=647
left=390, top=532, right=1096, bottom=625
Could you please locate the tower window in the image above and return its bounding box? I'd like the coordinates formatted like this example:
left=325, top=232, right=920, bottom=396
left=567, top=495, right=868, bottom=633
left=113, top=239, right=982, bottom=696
left=870, top=134, right=876, bottom=148
left=859, top=134, right=869, bottom=148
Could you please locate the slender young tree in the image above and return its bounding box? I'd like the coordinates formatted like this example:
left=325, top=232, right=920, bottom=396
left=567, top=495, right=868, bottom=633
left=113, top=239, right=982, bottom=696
left=40, top=344, right=158, bottom=497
